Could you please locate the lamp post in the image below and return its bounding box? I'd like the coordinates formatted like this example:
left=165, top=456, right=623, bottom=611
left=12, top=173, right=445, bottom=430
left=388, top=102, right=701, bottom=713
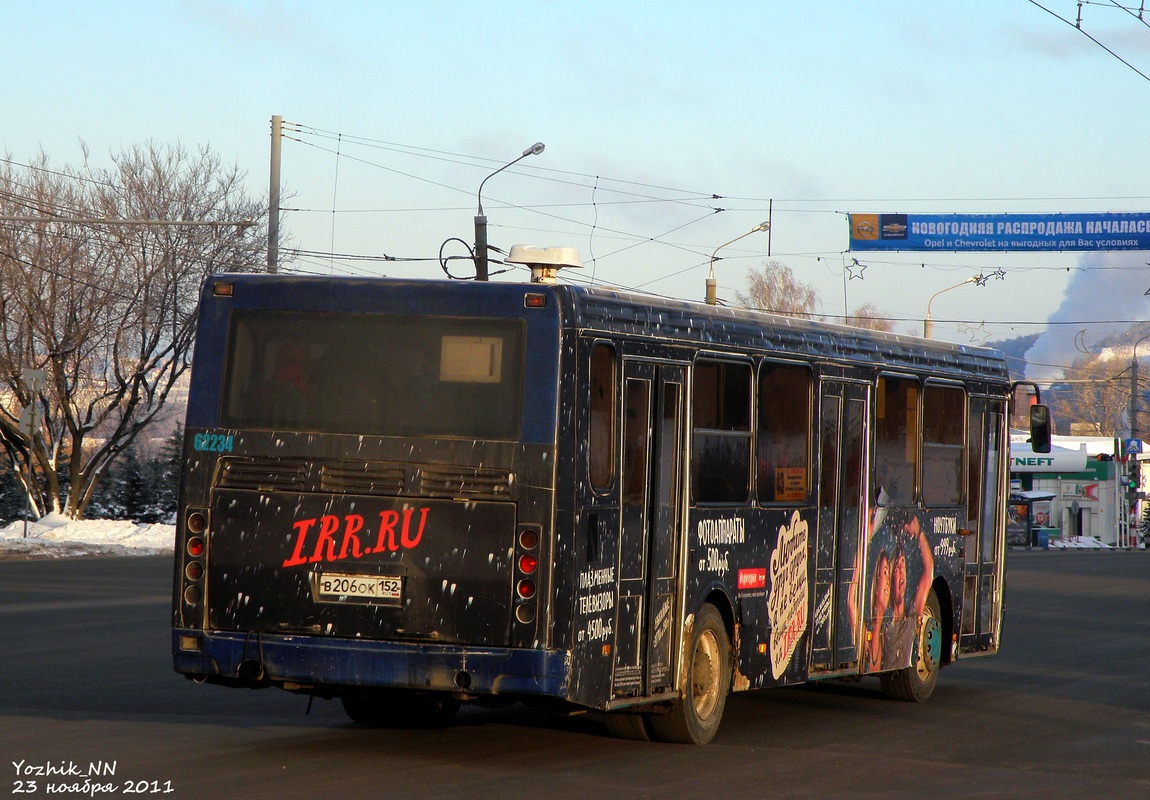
left=705, top=221, right=770, bottom=305
left=473, top=142, right=545, bottom=281
left=924, top=277, right=977, bottom=339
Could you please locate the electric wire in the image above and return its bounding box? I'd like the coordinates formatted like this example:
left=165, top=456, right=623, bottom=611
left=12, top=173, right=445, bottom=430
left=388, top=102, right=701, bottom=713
left=1028, top=0, right=1150, bottom=84
left=285, top=133, right=724, bottom=261
left=5, top=123, right=1149, bottom=377
left=285, top=123, right=725, bottom=206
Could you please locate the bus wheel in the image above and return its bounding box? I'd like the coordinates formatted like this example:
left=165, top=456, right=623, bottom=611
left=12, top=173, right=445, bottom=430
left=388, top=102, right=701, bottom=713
left=881, top=589, right=942, bottom=702
left=603, top=711, right=653, bottom=741
left=341, top=691, right=461, bottom=728
left=648, top=604, right=730, bottom=745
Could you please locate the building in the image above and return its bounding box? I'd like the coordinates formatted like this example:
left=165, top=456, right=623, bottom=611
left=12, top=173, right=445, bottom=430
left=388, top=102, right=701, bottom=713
left=1009, top=434, right=1143, bottom=547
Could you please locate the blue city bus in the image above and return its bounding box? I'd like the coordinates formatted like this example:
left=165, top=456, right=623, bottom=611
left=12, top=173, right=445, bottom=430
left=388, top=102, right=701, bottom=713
left=172, top=263, right=1049, bottom=744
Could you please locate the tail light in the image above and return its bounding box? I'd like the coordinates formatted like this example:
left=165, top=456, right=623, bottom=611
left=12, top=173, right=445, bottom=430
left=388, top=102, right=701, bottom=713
left=187, top=511, right=207, bottom=534
left=514, top=525, right=541, bottom=628
left=181, top=508, right=209, bottom=620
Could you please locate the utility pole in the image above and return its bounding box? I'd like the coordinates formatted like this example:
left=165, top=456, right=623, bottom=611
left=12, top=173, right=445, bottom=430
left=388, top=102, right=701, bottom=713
left=1131, top=355, right=1140, bottom=442
left=268, top=114, right=282, bottom=274
left=1127, top=341, right=1148, bottom=548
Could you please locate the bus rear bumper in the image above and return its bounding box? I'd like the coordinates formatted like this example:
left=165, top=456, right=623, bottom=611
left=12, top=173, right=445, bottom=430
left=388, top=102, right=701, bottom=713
left=172, top=628, right=571, bottom=699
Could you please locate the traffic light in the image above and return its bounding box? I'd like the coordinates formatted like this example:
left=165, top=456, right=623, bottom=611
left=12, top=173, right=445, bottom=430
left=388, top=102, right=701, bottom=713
left=1125, top=467, right=1140, bottom=497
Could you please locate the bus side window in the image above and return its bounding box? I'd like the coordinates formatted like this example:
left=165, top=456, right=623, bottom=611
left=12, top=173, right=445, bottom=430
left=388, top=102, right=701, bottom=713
left=875, top=376, right=919, bottom=505
left=922, top=385, right=965, bottom=506
left=692, top=359, right=752, bottom=503
left=757, top=364, right=812, bottom=503
left=589, top=343, right=617, bottom=491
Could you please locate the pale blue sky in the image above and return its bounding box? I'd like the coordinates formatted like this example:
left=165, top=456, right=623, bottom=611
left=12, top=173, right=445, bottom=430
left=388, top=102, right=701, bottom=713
left=5, top=1, right=1150, bottom=374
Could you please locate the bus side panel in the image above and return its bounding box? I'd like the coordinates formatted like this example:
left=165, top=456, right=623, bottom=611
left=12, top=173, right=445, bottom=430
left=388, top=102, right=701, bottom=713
left=922, top=506, right=964, bottom=662
left=686, top=506, right=817, bottom=691
left=565, top=507, right=621, bottom=707
left=563, top=333, right=620, bottom=709
left=853, top=504, right=965, bottom=675
left=548, top=332, right=579, bottom=656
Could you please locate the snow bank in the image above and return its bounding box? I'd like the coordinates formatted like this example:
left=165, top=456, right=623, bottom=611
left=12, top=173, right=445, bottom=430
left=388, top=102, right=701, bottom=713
left=1047, top=536, right=1115, bottom=550
left=0, top=514, right=174, bottom=559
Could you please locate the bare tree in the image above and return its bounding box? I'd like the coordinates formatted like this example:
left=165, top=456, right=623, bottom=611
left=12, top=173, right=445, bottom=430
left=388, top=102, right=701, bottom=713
left=842, top=302, right=896, bottom=332
left=736, top=262, right=898, bottom=333
left=1046, top=353, right=1130, bottom=437
left=0, top=142, right=267, bottom=518
left=735, top=261, right=817, bottom=319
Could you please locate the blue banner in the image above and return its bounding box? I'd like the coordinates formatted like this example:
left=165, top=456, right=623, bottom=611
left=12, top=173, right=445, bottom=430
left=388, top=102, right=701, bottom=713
left=849, top=212, right=1150, bottom=251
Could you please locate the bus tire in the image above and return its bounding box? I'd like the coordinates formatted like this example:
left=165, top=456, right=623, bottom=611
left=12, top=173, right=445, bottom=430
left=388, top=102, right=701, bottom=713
left=881, top=588, right=942, bottom=702
left=648, top=604, right=730, bottom=745
left=603, top=711, right=653, bottom=741
left=341, top=691, right=461, bottom=728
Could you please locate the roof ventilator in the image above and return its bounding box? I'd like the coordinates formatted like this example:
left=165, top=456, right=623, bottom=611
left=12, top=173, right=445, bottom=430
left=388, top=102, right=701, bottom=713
left=505, top=245, right=584, bottom=284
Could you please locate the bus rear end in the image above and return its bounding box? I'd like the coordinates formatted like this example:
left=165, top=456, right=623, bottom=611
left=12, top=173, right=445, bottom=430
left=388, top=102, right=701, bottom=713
left=172, top=274, right=566, bottom=722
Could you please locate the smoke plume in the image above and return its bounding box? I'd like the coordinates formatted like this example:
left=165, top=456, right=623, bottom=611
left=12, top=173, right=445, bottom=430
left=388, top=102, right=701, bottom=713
left=1024, top=251, right=1150, bottom=383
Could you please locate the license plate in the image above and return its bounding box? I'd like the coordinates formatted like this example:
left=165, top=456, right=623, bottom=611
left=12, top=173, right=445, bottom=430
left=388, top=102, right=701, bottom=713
left=313, top=572, right=402, bottom=605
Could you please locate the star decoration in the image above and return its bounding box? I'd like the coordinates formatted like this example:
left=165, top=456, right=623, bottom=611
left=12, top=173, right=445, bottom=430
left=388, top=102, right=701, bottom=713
left=958, top=321, right=990, bottom=345
left=992, top=268, right=1006, bottom=281
left=846, top=258, right=867, bottom=280
left=973, top=273, right=989, bottom=287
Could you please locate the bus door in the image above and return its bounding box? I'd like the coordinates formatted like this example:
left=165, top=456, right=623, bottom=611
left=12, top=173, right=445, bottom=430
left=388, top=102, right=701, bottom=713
left=612, top=360, right=685, bottom=699
left=960, top=398, right=1006, bottom=653
left=810, top=380, right=868, bottom=672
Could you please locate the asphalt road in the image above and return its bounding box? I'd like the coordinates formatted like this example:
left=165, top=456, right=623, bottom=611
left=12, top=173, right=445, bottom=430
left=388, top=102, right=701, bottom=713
left=1, top=551, right=1148, bottom=799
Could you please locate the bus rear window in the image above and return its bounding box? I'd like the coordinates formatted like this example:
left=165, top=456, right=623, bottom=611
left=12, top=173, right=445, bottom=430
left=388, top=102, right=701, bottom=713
left=219, top=310, right=525, bottom=439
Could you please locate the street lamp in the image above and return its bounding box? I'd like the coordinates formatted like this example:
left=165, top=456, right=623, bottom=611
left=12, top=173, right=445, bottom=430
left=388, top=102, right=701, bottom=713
left=473, top=142, right=545, bottom=281
left=924, top=277, right=977, bottom=339
left=705, top=221, right=770, bottom=305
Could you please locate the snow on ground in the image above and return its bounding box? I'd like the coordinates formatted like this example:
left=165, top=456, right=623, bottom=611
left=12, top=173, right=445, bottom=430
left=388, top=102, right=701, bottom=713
left=0, top=513, right=174, bottom=559
left=1047, top=535, right=1116, bottom=550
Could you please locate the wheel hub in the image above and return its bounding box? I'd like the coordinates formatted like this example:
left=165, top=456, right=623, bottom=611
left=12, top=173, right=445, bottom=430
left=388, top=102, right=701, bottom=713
left=916, top=610, right=942, bottom=679
left=692, top=629, right=721, bottom=719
